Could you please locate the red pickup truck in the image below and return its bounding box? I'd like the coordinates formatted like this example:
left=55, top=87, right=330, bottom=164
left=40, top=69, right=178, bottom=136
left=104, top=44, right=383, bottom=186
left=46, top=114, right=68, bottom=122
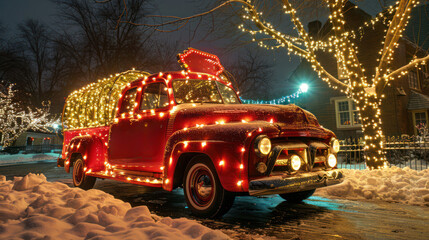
left=58, top=48, right=344, bottom=218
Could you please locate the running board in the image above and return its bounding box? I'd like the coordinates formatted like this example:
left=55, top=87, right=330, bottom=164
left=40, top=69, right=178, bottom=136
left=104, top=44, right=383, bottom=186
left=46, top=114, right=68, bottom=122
left=87, top=170, right=163, bottom=187
left=112, top=168, right=162, bottom=178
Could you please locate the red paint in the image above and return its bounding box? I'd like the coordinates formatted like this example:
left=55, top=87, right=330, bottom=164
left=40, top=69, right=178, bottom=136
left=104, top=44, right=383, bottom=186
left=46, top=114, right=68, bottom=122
left=61, top=51, right=335, bottom=195
left=178, top=48, right=224, bottom=76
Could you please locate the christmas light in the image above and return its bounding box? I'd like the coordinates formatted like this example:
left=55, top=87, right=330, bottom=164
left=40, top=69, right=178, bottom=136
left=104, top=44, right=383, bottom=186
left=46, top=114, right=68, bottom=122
left=240, top=84, right=307, bottom=104
left=234, top=0, right=425, bottom=169
left=178, top=48, right=225, bottom=76
left=63, top=70, right=150, bottom=130
left=0, top=84, right=53, bottom=147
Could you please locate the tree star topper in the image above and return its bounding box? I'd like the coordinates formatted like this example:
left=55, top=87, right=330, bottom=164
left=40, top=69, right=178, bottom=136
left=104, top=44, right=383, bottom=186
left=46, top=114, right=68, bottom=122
left=178, top=48, right=224, bottom=76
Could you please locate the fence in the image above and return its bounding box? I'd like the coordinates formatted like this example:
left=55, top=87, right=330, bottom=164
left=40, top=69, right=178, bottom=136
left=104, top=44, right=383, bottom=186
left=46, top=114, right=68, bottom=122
left=1, top=144, right=63, bottom=154
left=338, top=136, right=429, bottom=170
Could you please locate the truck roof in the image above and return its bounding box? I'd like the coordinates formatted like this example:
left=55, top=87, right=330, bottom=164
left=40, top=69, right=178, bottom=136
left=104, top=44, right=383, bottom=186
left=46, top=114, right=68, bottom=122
left=62, top=48, right=231, bottom=131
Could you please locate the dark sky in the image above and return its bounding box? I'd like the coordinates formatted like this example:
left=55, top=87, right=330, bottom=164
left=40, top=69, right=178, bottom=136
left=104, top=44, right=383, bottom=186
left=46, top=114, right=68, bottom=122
left=0, top=0, right=385, bottom=99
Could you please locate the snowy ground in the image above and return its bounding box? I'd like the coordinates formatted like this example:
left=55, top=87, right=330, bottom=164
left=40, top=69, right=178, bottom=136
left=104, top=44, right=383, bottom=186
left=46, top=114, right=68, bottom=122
left=0, top=164, right=428, bottom=239
left=316, top=166, right=429, bottom=206
left=0, top=152, right=59, bottom=166
left=0, top=174, right=229, bottom=239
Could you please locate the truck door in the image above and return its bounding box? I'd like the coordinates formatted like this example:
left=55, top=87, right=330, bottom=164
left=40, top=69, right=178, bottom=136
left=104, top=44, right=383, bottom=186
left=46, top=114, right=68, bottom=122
left=108, top=82, right=170, bottom=173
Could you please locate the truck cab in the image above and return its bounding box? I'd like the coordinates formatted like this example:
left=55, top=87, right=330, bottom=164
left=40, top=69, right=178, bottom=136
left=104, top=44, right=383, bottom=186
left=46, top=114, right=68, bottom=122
left=58, top=48, right=344, bottom=218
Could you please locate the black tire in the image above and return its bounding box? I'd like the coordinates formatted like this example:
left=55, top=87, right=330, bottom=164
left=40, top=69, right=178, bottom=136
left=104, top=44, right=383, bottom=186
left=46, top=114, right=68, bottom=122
left=183, top=156, right=235, bottom=218
left=73, top=157, right=96, bottom=190
left=279, top=189, right=315, bottom=203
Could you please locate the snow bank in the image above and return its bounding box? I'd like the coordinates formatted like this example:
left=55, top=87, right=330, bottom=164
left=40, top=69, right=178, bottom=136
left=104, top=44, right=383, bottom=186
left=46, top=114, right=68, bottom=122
left=0, top=173, right=229, bottom=240
left=0, top=153, right=58, bottom=166
left=316, top=166, right=429, bottom=206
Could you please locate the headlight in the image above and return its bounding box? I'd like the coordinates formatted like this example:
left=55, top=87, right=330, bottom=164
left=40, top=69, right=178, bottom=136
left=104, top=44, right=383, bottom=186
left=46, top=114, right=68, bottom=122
left=254, top=135, right=271, bottom=156
left=330, top=138, right=340, bottom=153
left=327, top=154, right=337, bottom=168
left=290, top=155, right=302, bottom=171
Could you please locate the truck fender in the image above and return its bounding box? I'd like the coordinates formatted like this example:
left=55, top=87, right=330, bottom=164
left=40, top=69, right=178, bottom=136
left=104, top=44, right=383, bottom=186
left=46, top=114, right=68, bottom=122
left=64, top=135, right=106, bottom=173
left=162, top=122, right=280, bottom=193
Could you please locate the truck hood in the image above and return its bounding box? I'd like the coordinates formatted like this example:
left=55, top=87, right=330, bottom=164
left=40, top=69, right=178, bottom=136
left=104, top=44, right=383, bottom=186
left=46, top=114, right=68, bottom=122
left=171, top=104, right=333, bottom=139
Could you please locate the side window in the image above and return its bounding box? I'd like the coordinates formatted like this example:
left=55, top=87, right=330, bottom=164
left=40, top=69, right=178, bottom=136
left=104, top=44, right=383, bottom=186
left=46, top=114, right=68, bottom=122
left=140, top=83, right=169, bottom=110
left=119, top=88, right=138, bottom=114
left=216, top=81, right=239, bottom=104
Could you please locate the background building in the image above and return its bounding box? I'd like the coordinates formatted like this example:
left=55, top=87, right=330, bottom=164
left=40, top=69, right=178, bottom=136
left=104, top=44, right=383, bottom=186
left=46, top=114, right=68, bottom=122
left=289, top=3, right=429, bottom=140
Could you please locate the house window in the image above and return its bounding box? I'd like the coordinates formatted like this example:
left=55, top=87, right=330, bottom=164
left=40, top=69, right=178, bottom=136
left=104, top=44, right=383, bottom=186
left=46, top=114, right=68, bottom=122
left=408, top=71, right=420, bottom=90
left=413, top=110, right=428, bottom=135
left=26, top=137, right=34, bottom=146
left=43, top=137, right=51, bottom=145
left=334, top=98, right=361, bottom=128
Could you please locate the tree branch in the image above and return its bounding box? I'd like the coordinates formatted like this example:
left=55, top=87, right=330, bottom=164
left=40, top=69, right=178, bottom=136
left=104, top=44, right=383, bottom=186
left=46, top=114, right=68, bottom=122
left=384, top=54, right=429, bottom=80
left=376, top=0, right=415, bottom=81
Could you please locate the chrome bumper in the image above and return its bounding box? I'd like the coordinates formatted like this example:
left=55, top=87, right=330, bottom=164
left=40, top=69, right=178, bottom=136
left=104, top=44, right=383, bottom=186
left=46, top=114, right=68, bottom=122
left=248, top=169, right=344, bottom=196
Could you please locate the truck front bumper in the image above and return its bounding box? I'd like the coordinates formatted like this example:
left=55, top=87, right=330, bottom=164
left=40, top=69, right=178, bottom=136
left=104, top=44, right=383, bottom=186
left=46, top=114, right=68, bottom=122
left=249, top=169, right=344, bottom=196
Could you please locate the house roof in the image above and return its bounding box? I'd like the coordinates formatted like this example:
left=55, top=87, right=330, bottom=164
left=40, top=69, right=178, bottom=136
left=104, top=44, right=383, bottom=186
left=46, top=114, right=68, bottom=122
left=408, top=90, right=429, bottom=110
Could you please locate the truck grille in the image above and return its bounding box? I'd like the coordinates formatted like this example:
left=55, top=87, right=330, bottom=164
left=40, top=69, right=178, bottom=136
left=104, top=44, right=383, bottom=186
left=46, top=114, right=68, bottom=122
left=267, top=141, right=330, bottom=175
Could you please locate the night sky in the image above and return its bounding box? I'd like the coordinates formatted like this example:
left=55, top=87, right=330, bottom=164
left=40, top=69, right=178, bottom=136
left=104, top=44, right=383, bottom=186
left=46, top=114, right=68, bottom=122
left=0, top=0, right=385, bottom=99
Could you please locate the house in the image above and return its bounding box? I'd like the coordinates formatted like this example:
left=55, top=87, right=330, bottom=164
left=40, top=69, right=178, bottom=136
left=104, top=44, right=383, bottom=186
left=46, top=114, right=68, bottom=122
left=0, top=130, right=62, bottom=153
left=289, top=3, right=429, bottom=140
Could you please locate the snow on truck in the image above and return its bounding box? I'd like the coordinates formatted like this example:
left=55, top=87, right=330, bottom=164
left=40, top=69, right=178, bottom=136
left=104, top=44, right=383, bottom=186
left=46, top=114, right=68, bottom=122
left=58, top=48, right=344, bottom=218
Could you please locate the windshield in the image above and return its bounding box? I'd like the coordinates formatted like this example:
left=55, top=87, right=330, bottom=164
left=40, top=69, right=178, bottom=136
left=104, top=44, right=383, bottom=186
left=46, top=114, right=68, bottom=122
left=172, top=79, right=240, bottom=104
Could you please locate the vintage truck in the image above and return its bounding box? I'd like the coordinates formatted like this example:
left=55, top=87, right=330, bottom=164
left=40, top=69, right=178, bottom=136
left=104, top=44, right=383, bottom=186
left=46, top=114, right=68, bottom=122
left=58, top=48, right=344, bottom=218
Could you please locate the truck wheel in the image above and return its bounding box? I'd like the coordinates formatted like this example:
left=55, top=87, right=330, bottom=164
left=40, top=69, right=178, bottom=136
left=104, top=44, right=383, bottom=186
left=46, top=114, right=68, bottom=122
left=183, top=156, right=235, bottom=218
left=279, top=189, right=315, bottom=203
left=73, top=158, right=96, bottom=190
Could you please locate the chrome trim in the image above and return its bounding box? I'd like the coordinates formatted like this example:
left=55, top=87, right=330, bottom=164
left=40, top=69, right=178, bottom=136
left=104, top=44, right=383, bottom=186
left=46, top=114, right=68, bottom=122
left=265, top=141, right=309, bottom=176
left=249, top=169, right=344, bottom=196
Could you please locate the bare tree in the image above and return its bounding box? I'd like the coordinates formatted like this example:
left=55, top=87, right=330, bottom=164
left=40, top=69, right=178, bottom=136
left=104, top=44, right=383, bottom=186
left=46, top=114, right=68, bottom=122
left=55, top=0, right=155, bottom=83
left=2, top=20, right=67, bottom=110
left=224, top=49, right=273, bottom=99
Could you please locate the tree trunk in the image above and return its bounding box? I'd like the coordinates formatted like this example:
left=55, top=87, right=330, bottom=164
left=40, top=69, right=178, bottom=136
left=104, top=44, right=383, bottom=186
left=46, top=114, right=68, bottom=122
left=357, top=96, right=388, bottom=169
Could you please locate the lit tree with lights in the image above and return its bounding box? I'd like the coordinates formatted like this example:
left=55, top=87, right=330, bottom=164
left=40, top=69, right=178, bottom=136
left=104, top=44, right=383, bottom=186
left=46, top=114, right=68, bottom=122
left=0, top=84, right=52, bottom=147
left=232, top=0, right=429, bottom=169
left=102, top=0, right=429, bottom=169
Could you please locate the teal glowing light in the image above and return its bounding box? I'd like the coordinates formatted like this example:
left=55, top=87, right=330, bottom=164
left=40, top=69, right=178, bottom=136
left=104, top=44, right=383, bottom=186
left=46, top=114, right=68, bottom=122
left=300, top=83, right=309, bottom=93
left=240, top=83, right=309, bottom=105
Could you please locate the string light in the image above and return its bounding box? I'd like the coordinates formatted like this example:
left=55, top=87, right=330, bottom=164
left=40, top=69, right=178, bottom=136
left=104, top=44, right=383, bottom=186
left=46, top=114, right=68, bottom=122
left=178, top=48, right=225, bottom=76
left=236, top=0, right=424, bottom=169
left=63, top=70, right=150, bottom=130
left=0, top=84, right=52, bottom=147
left=240, top=83, right=308, bottom=104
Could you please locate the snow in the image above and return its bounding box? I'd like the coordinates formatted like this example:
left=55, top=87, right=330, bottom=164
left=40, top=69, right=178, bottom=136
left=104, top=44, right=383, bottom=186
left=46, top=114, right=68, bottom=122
left=0, top=173, right=229, bottom=240
left=0, top=152, right=59, bottom=166
left=337, top=159, right=429, bottom=171
left=316, top=166, right=429, bottom=206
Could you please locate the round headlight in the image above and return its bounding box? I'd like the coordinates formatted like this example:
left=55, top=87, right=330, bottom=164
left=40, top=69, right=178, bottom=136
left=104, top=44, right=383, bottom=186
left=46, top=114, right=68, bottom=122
left=290, top=155, right=302, bottom=171
left=327, top=154, right=337, bottom=168
left=330, top=138, right=340, bottom=153
left=255, top=136, right=271, bottom=156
